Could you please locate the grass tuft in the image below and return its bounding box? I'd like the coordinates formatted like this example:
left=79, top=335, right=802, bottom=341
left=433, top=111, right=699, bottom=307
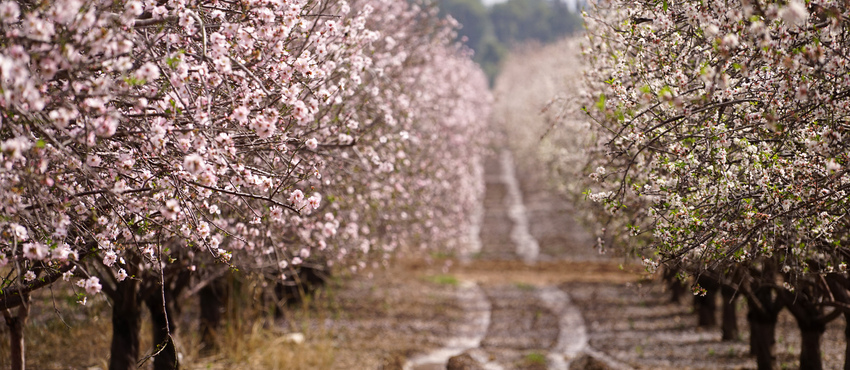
left=425, top=274, right=459, bottom=286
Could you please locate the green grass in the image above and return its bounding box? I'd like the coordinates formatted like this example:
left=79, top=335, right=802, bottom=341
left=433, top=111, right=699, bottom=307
left=524, top=352, right=546, bottom=365
left=425, top=274, right=459, bottom=286
left=514, top=282, right=536, bottom=291
left=429, top=251, right=455, bottom=260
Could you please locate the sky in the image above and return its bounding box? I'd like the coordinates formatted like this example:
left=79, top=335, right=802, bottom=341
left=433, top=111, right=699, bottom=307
left=481, top=0, right=578, bottom=12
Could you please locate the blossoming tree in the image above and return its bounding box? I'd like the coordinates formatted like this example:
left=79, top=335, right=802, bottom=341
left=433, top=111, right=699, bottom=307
left=0, top=0, right=489, bottom=368
left=580, top=1, right=850, bottom=369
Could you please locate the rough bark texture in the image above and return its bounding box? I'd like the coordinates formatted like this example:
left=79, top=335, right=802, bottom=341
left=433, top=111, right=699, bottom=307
left=748, top=313, right=777, bottom=370
left=778, top=282, right=841, bottom=370
left=721, top=286, right=739, bottom=341
left=110, top=280, right=142, bottom=370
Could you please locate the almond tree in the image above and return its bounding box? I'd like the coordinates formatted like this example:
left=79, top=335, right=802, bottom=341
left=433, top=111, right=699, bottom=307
left=0, top=0, right=489, bottom=368
left=580, top=1, right=850, bottom=369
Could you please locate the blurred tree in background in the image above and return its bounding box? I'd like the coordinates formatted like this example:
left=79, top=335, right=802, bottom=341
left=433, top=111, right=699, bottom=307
left=438, top=0, right=583, bottom=84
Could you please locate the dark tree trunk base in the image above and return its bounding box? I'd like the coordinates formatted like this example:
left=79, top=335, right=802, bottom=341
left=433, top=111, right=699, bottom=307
left=110, top=280, right=142, bottom=370
left=199, top=276, right=228, bottom=353
left=747, top=297, right=779, bottom=370
left=721, top=286, right=739, bottom=341
left=799, top=325, right=825, bottom=370
left=663, top=268, right=686, bottom=304
left=3, top=295, right=30, bottom=370
left=695, top=287, right=718, bottom=327
left=146, top=292, right=179, bottom=370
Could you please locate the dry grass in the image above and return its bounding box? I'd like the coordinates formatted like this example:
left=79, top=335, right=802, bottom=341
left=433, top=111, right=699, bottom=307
left=0, top=259, right=466, bottom=369
left=0, top=292, right=114, bottom=370
left=0, top=279, right=338, bottom=370
left=189, top=322, right=335, bottom=370
left=0, top=256, right=639, bottom=369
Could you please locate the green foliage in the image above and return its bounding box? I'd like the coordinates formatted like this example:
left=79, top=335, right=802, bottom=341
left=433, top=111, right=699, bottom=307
left=490, top=0, right=581, bottom=45
left=437, top=0, right=583, bottom=85
left=523, top=352, right=547, bottom=365
left=425, top=274, right=460, bottom=286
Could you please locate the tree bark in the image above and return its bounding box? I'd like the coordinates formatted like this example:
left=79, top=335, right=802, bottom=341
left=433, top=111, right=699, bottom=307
left=798, top=322, right=826, bottom=370
left=145, top=292, right=179, bottom=370
left=721, top=285, right=739, bottom=341
left=747, top=294, right=779, bottom=370
left=110, top=280, right=142, bottom=370
left=663, top=267, right=685, bottom=303
left=3, top=293, right=30, bottom=370
left=777, top=283, right=840, bottom=370
left=694, top=287, right=718, bottom=327
left=199, top=275, right=227, bottom=353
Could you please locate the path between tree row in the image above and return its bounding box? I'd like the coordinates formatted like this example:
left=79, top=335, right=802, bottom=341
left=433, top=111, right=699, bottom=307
left=325, top=144, right=838, bottom=369
left=403, top=151, right=628, bottom=370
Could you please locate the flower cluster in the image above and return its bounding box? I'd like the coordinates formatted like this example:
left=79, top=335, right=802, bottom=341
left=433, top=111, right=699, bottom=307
left=579, top=0, right=850, bottom=280
left=0, top=0, right=488, bottom=305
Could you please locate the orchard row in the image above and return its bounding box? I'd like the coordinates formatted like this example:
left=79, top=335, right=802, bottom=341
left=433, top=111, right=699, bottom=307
left=0, top=0, right=490, bottom=368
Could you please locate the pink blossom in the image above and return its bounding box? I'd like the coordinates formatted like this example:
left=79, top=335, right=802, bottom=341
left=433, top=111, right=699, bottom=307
left=10, top=223, right=27, bottom=240
left=84, top=277, right=102, bottom=295
left=94, top=116, right=118, bottom=138
left=162, top=199, right=181, bottom=220
left=103, top=251, right=117, bottom=266
left=780, top=0, right=808, bottom=27
left=0, top=1, right=19, bottom=23
left=52, top=244, right=73, bottom=261
left=305, top=138, right=318, bottom=150
left=289, top=189, right=304, bottom=205
left=231, top=105, right=250, bottom=124
left=23, top=242, right=47, bottom=260
left=308, top=194, right=321, bottom=209
left=183, top=154, right=205, bottom=175
left=134, top=62, right=161, bottom=82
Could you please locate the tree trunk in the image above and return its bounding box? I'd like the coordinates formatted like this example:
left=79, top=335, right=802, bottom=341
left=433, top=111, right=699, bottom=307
left=721, top=285, right=739, bottom=341
left=799, top=322, right=825, bottom=370
left=694, top=287, right=718, bottom=327
left=777, top=285, right=839, bottom=370
left=3, top=293, right=30, bottom=370
left=145, top=292, right=179, bottom=370
left=663, top=268, right=685, bottom=303
left=110, top=280, right=142, bottom=370
left=747, top=296, right=778, bottom=370
left=199, top=276, right=227, bottom=353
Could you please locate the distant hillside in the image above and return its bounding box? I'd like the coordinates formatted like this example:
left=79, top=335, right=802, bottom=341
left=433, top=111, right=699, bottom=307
left=438, top=0, right=584, bottom=84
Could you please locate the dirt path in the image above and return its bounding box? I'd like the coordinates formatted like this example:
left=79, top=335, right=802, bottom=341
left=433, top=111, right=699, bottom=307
left=319, top=139, right=850, bottom=369
left=403, top=150, right=629, bottom=370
